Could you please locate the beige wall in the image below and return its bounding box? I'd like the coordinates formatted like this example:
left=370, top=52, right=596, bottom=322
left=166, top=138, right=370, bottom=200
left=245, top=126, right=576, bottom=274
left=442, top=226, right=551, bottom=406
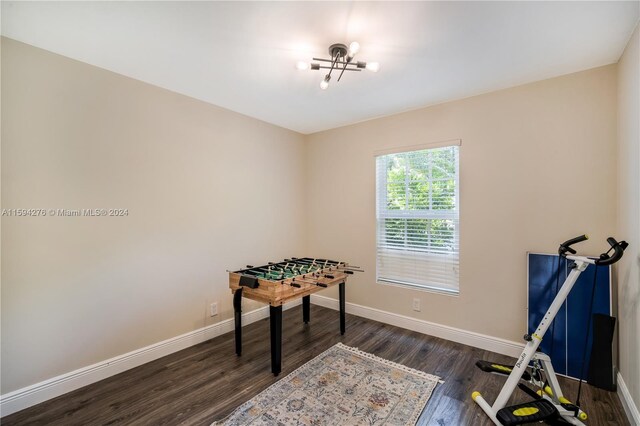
left=305, top=65, right=618, bottom=342
left=616, top=23, right=640, bottom=411
left=1, top=35, right=629, bottom=404
left=1, top=38, right=306, bottom=393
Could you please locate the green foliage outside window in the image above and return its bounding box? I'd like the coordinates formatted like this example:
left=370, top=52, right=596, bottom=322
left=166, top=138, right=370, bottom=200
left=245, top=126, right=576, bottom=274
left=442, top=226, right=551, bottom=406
left=382, top=147, right=457, bottom=254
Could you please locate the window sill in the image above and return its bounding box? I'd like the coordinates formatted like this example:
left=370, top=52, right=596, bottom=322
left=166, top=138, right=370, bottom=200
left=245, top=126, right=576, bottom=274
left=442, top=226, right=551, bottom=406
left=377, top=279, right=460, bottom=297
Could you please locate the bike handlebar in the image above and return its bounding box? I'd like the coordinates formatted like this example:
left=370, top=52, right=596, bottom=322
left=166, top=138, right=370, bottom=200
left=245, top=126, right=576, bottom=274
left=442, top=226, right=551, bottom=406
left=558, top=234, right=628, bottom=266
left=558, top=234, right=589, bottom=255
left=597, top=237, right=629, bottom=266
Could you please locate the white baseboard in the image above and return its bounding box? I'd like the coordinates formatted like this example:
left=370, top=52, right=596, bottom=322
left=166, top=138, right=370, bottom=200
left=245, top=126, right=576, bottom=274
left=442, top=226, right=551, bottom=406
left=0, top=300, right=300, bottom=417
left=617, top=372, right=640, bottom=425
left=310, top=294, right=524, bottom=358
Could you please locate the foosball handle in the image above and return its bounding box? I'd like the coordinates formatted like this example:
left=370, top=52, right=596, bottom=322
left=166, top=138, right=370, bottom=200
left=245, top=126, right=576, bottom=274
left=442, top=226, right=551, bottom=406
left=343, top=270, right=354, bottom=274
left=317, top=283, right=328, bottom=288
left=246, top=265, right=254, bottom=268
left=325, top=274, right=335, bottom=279
left=291, top=283, right=301, bottom=288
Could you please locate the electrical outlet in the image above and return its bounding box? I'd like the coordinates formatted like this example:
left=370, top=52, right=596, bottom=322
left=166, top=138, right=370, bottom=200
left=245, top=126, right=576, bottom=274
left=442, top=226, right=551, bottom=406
left=412, top=298, right=421, bottom=312
left=210, top=302, right=218, bottom=317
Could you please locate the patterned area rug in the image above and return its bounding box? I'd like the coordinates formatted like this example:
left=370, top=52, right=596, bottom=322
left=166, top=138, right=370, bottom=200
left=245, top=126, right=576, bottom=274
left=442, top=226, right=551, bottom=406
left=213, top=343, right=440, bottom=426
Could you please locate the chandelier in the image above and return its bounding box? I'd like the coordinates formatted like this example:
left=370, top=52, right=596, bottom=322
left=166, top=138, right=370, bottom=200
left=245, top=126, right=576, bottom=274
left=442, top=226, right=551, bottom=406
left=296, top=42, right=380, bottom=90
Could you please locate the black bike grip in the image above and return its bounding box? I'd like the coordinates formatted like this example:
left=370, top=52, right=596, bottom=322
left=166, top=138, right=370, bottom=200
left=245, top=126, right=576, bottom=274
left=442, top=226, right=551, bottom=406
left=562, top=234, right=589, bottom=247
left=559, top=234, right=588, bottom=256
left=596, top=239, right=628, bottom=266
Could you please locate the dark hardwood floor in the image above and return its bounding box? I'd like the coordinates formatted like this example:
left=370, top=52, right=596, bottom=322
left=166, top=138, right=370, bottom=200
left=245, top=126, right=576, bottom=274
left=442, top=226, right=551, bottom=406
left=2, top=305, right=629, bottom=425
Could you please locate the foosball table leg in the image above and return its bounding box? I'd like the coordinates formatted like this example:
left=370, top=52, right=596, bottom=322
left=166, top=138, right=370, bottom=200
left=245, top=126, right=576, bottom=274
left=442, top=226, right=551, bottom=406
left=270, top=305, right=283, bottom=376
left=303, top=295, right=310, bottom=324
left=339, top=282, right=346, bottom=335
left=233, top=288, right=243, bottom=356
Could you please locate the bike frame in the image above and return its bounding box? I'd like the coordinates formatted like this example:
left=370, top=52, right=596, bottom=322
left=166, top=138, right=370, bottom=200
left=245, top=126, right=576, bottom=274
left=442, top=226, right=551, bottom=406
left=473, top=255, right=594, bottom=425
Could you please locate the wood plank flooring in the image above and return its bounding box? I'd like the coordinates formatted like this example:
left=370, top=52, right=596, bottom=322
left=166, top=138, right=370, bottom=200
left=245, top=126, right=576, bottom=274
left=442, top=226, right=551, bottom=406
left=2, top=305, right=629, bottom=425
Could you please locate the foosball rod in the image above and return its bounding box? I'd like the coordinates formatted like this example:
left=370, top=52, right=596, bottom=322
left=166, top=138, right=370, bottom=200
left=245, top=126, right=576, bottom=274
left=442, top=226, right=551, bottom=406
left=293, top=257, right=342, bottom=264
left=267, top=261, right=299, bottom=270
left=285, top=257, right=330, bottom=266
left=285, top=277, right=328, bottom=288
left=322, top=265, right=363, bottom=273
left=234, top=265, right=287, bottom=277
left=288, top=257, right=341, bottom=266
left=288, top=276, right=318, bottom=284
left=319, top=261, right=363, bottom=271
left=288, top=258, right=344, bottom=270
left=236, top=268, right=332, bottom=287
left=257, top=266, right=299, bottom=275
left=308, top=263, right=363, bottom=273
left=270, top=260, right=319, bottom=270
left=228, top=268, right=263, bottom=277
left=288, top=257, right=357, bottom=270
left=245, top=266, right=284, bottom=276
left=281, top=261, right=323, bottom=273
left=284, top=258, right=319, bottom=267
left=230, top=265, right=333, bottom=281
left=242, top=268, right=297, bottom=281
left=311, top=272, right=338, bottom=286
left=228, top=269, right=282, bottom=282
left=250, top=265, right=306, bottom=277
left=279, top=266, right=319, bottom=277
left=336, top=266, right=364, bottom=272
left=281, top=258, right=322, bottom=267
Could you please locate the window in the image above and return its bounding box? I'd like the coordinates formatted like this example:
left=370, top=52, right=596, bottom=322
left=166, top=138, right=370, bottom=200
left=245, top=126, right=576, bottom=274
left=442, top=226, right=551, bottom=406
left=375, top=143, right=460, bottom=294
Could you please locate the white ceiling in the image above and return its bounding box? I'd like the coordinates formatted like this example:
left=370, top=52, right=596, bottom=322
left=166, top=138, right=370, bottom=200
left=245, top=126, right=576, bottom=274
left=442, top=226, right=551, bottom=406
left=2, top=1, right=638, bottom=134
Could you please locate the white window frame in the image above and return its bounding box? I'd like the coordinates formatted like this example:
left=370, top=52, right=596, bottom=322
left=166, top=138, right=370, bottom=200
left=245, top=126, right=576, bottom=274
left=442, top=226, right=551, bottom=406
left=375, top=140, right=461, bottom=295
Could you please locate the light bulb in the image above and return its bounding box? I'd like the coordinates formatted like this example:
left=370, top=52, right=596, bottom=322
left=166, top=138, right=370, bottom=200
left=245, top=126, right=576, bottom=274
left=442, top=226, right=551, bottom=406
left=366, top=62, right=380, bottom=72
left=320, top=75, right=330, bottom=90
left=296, top=61, right=309, bottom=71
left=348, top=41, right=360, bottom=56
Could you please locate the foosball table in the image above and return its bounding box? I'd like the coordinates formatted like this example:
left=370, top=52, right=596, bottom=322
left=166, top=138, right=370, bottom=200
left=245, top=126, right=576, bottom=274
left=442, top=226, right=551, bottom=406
left=229, top=257, right=362, bottom=376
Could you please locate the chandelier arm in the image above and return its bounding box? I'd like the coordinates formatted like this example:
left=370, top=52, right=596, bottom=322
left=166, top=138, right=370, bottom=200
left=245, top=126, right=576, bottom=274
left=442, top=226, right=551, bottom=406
left=337, top=57, right=351, bottom=82
left=314, top=66, right=361, bottom=71
left=326, top=53, right=340, bottom=78
left=312, top=58, right=361, bottom=67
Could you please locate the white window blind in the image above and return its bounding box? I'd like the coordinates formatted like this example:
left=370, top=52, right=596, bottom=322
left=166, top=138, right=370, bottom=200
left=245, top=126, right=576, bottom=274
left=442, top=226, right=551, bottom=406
left=375, top=144, right=460, bottom=294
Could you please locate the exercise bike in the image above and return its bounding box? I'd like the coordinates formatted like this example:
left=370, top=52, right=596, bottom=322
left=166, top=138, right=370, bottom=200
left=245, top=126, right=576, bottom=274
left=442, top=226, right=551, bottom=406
left=472, top=235, right=628, bottom=425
